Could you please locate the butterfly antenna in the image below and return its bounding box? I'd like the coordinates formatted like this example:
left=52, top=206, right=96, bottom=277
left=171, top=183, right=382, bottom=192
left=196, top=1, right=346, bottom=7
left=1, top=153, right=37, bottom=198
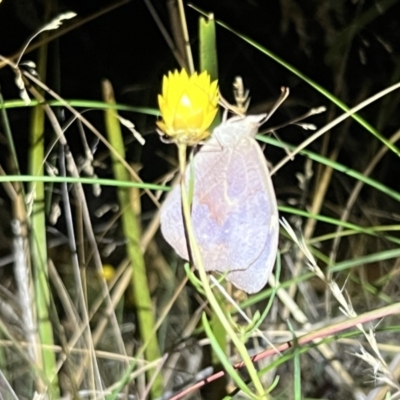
left=266, top=105, right=327, bottom=133
left=260, top=86, right=290, bottom=126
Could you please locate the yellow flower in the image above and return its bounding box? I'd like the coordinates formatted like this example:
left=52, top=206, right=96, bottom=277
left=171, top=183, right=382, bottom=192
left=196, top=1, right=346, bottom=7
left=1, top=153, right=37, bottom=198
left=99, top=264, right=116, bottom=283
left=157, top=69, right=219, bottom=145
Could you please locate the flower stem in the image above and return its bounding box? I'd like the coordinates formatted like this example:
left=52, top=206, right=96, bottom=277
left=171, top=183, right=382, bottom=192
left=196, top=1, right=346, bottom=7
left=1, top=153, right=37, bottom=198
left=177, top=143, right=268, bottom=399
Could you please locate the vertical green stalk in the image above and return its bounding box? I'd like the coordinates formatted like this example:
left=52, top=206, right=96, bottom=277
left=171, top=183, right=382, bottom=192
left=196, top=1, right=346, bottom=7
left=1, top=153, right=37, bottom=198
left=293, top=348, right=301, bottom=400
left=199, top=15, right=218, bottom=82
left=199, top=15, right=221, bottom=127
left=102, top=80, right=163, bottom=398
left=28, top=38, right=59, bottom=396
left=199, top=14, right=227, bottom=364
left=290, top=320, right=301, bottom=400
left=177, top=143, right=268, bottom=399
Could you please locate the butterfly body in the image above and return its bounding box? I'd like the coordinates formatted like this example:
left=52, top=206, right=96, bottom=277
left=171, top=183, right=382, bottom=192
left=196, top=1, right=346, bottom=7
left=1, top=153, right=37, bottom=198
left=160, top=114, right=279, bottom=294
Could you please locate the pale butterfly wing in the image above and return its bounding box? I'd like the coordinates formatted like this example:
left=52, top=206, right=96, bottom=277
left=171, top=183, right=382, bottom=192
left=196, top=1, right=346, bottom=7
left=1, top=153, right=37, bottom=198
left=191, top=124, right=276, bottom=272
left=159, top=190, right=189, bottom=259
left=161, top=116, right=270, bottom=269
left=225, top=205, right=279, bottom=293
left=160, top=115, right=279, bottom=293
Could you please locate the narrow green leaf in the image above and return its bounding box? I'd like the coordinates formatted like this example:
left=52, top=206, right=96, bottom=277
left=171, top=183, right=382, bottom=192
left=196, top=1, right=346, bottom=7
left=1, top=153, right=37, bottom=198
left=102, top=79, right=163, bottom=398
left=199, top=14, right=221, bottom=127
left=202, top=313, right=255, bottom=398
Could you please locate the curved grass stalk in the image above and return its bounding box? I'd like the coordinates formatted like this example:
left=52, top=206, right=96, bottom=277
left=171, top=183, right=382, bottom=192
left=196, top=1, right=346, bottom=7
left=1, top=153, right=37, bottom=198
left=103, top=80, right=163, bottom=398
left=177, top=143, right=270, bottom=399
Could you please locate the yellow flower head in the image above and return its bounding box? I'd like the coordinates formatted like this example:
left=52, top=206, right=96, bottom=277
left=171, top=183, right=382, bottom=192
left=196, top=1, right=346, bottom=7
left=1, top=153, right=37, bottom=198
left=157, top=69, right=219, bottom=145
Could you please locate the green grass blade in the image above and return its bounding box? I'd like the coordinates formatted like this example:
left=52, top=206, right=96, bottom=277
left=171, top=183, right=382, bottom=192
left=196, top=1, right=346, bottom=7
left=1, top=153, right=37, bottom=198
left=209, top=292, right=228, bottom=366
left=0, top=175, right=169, bottom=191
left=199, top=15, right=221, bottom=128
left=289, top=323, right=301, bottom=400
left=102, top=79, right=163, bottom=397
left=260, top=135, right=400, bottom=204
left=199, top=15, right=219, bottom=82
left=29, top=100, right=59, bottom=396
left=27, top=41, right=59, bottom=397
left=0, top=98, right=159, bottom=116
left=199, top=15, right=225, bottom=363
left=202, top=313, right=255, bottom=398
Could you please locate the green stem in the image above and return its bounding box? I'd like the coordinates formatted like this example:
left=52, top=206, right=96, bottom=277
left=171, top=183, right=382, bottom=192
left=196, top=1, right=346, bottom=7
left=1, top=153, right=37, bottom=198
left=177, top=143, right=268, bottom=399
left=103, top=80, right=162, bottom=398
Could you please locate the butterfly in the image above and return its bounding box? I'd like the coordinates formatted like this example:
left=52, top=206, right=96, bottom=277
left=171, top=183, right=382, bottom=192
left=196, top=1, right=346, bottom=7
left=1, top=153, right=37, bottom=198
left=160, top=114, right=279, bottom=294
